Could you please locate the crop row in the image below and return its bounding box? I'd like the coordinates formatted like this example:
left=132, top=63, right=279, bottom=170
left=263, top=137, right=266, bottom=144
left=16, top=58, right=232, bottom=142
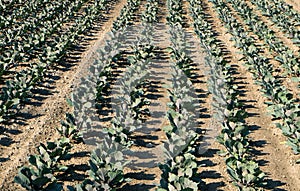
left=14, top=113, right=83, bottom=190
left=160, top=63, right=202, bottom=191
left=250, top=0, right=300, bottom=47
left=0, top=0, right=86, bottom=77
left=226, top=0, right=300, bottom=77
left=0, top=0, right=54, bottom=29
left=189, top=0, right=266, bottom=190
left=14, top=0, right=144, bottom=190
left=113, top=0, right=141, bottom=31
left=158, top=1, right=204, bottom=190
left=0, top=0, right=111, bottom=122
left=209, top=0, right=300, bottom=161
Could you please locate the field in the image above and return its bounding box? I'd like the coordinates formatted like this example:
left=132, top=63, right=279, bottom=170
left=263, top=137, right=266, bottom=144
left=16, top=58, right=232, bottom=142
left=0, top=0, right=300, bottom=190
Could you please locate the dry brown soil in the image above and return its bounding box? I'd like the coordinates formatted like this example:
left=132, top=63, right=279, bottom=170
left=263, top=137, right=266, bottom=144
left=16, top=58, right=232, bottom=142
left=0, top=0, right=300, bottom=191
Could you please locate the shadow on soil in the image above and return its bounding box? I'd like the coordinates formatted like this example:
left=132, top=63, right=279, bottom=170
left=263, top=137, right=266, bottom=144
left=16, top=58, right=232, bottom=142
left=120, top=171, right=156, bottom=191
left=197, top=149, right=226, bottom=191
left=0, top=126, right=22, bottom=148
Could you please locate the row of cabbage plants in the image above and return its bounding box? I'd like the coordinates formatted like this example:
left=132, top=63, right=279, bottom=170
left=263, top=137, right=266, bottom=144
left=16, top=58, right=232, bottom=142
left=93, top=0, right=154, bottom=148
left=159, top=64, right=202, bottom=191
left=105, top=50, right=152, bottom=147
left=250, top=0, right=300, bottom=47
left=209, top=0, right=300, bottom=161
left=14, top=0, right=145, bottom=190
left=166, top=0, right=194, bottom=78
left=259, top=0, right=300, bottom=24
left=142, top=0, right=159, bottom=23
left=0, top=0, right=56, bottom=29
left=79, top=1, right=155, bottom=188
left=73, top=0, right=146, bottom=189
left=0, top=0, right=110, bottom=123
left=226, top=0, right=300, bottom=77
left=15, top=111, right=128, bottom=191
left=157, top=1, right=204, bottom=190
left=188, top=0, right=266, bottom=190
left=113, top=0, right=141, bottom=31
left=14, top=112, right=83, bottom=190
left=168, top=24, right=193, bottom=78
left=0, top=0, right=86, bottom=77
left=166, top=0, right=184, bottom=25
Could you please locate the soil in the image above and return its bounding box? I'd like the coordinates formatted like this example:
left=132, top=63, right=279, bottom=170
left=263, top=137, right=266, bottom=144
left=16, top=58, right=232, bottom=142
left=286, top=0, right=300, bottom=11
left=0, top=0, right=300, bottom=191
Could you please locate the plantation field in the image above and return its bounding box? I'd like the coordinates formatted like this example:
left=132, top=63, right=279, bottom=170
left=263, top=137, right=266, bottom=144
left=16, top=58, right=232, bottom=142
left=0, top=0, right=300, bottom=190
